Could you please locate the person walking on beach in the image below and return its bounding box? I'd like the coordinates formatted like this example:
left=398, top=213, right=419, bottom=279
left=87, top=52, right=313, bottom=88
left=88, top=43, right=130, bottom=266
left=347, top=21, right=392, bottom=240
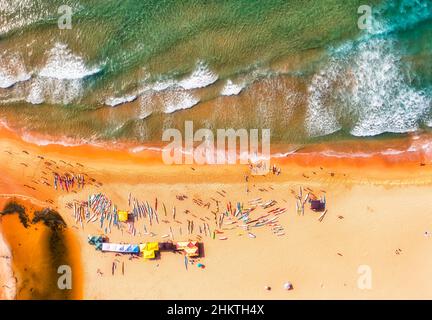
left=54, top=173, right=58, bottom=190
left=245, top=175, right=249, bottom=193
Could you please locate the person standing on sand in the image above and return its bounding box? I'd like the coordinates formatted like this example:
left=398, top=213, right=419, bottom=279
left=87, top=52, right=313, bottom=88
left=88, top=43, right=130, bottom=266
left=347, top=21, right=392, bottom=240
left=245, top=175, right=249, bottom=193
left=80, top=175, right=85, bottom=189
left=112, top=262, right=116, bottom=275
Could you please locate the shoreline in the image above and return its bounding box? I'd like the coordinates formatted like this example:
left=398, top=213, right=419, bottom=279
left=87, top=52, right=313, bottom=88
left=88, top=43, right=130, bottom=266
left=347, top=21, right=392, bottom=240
left=1, top=123, right=432, bottom=169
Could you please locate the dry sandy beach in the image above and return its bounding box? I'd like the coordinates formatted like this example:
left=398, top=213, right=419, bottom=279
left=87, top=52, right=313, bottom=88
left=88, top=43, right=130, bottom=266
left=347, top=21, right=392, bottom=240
left=1, top=126, right=432, bottom=299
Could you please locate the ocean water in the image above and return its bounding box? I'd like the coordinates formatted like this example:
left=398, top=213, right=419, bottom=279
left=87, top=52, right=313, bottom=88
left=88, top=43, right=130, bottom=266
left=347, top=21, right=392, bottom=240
left=0, top=0, right=431, bottom=144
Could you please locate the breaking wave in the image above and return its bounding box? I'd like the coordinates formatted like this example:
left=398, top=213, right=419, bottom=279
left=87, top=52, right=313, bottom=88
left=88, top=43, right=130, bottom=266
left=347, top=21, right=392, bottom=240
left=105, top=95, right=138, bottom=107
left=0, top=52, right=31, bottom=89
left=305, top=0, right=432, bottom=138
left=306, top=38, right=431, bottom=137
left=221, top=80, right=245, bottom=96
left=38, top=43, right=101, bottom=80
left=0, top=43, right=102, bottom=105
left=178, top=60, right=218, bottom=90
left=163, top=90, right=200, bottom=114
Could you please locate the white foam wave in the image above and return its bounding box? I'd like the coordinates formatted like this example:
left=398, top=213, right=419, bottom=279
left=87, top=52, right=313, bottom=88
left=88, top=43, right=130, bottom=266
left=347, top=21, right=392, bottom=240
left=129, top=145, right=162, bottom=154
left=349, top=40, right=430, bottom=136
left=39, top=43, right=100, bottom=80
left=306, top=38, right=431, bottom=138
left=0, top=0, right=47, bottom=35
left=152, top=78, right=176, bottom=92
left=138, top=92, right=154, bottom=119
left=105, top=95, right=137, bottom=107
left=0, top=52, right=31, bottom=89
left=106, top=60, right=220, bottom=115
left=272, top=147, right=302, bottom=158
left=164, top=91, right=200, bottom=114
left=178, top=61, right=218, bottom=90
left=313, top=139, right=432, bottom=160
left=146, top=61, right=218, bottom=93
left=305, top=64, right=343, bottom=137
left=20, top=131, right=103, bottom=148
left=306, top=0, right=432, bottom=138
left=20, top=43, right=100, bottom=105
left=26, top=79, right=45, bottom=105
left=221, top=79, right=245, bottom=96
left=26, top=77, right=83, bottom=105
left=115, top=61, right=217, bottom=113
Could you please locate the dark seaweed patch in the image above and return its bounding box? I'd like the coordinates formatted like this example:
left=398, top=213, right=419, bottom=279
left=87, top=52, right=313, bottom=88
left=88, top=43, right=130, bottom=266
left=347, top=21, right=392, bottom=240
left=0, top=201, right=30, bottom=228
left=32, top=208, right=67, bottom=231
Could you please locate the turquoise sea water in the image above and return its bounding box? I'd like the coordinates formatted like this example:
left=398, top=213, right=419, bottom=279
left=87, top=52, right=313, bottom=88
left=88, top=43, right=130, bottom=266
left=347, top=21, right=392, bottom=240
left=0, top=0, right=431, bottom=144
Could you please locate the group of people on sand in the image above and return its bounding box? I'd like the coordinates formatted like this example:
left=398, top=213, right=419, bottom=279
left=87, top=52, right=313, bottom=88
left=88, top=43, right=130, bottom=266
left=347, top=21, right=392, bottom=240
left=54, top=173, right=85, bottom=191
left=271, top=164, right=281, bottom=176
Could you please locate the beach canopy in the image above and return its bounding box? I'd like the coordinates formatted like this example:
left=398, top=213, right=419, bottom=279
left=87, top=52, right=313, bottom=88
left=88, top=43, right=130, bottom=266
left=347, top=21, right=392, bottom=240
left=102, top=243, right=140, bottom=253
left=146, top=242, right=159, bottom=251
left=175, top=241, right=199, bottom=257
left=118, top=210, right=129, bottom=222
left=139, top=242, right=159, bottom=259
left=87, top=235, right=107, bottom=246
left=139, top=242, right=159, bottom=252
left=143, top=250, right=156, bottom=259
left=310, top=200, right=325, bottom=211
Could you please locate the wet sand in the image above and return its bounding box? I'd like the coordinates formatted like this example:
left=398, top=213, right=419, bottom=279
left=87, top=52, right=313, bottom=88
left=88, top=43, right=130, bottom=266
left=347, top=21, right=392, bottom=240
left=1, top=126, right=432, bottom=299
